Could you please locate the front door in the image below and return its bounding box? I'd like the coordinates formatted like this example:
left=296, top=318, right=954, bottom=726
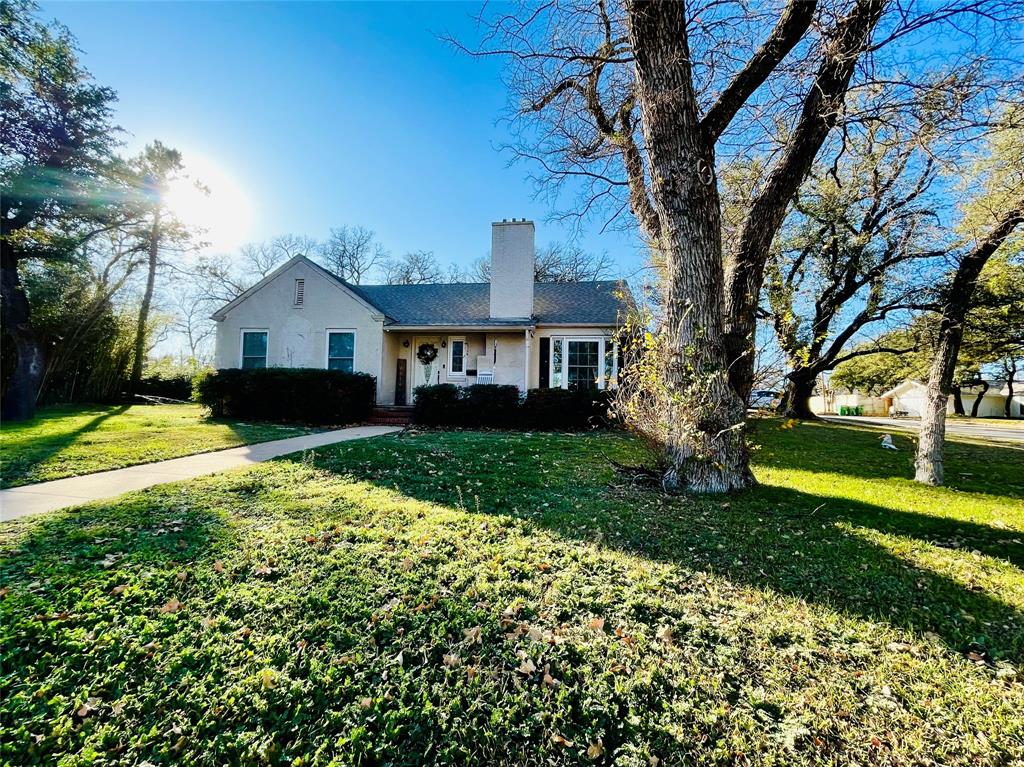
left=414, top=336, right=442, bottom=387
left=395, top=359, right=407, bottom=406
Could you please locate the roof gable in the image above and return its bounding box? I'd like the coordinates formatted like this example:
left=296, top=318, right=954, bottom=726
left=210, top=256, right=382, bottom=321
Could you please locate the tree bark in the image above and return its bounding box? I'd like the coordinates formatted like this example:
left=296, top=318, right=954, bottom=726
left=0, top=246, right=45, bottom=421
left=951, top=384, right=965, bottom=415
left=969, top=380, right=989, bottom=417
left=1005, top=359, right=1017, bottom=418
left=778, top=374, right=817, bottom=420
left=625, top=0, right=752, bottom=492
left=130, top=208, right=161, bottom=392
left=915, top=199, right=1024, bottom=485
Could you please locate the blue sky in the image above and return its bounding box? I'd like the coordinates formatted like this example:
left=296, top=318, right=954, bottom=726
left=40, top=1, right=647, bottom=279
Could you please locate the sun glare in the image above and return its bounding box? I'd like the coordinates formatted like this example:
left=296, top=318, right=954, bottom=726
left=163, top=152, right=253, bottom=253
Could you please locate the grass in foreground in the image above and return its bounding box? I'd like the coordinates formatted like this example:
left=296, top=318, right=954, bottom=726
left=0, top=404, right=313, bottom=488
left=0, top=420, right=1021, bottom=766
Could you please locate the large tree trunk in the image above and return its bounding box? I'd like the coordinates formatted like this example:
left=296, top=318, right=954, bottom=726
left=1005, top=360, right=1017, bottom=418
left=916, top=200, right=1024, bottom=485
left=130, top=209, right=161, bottom=392
left=778, top=374, right=817, bottom=420
left=951, top=384, right=965, bottom=415
left=969, top=380, right=989, bottom=417
left=625, top=0, right=752, bottom=492
left=0, top=247, right=45, bottom=422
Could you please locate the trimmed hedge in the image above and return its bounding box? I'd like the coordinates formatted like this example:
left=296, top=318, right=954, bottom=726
left=194, top=368, right=375, bottom=425
left=413, top=384, right=613, bottom=430
left=521, top=387, right=614, bottom=430
left=413, top=384, right=520, bottom=428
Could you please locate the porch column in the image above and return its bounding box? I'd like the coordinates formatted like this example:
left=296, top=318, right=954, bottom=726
left=523, top=329, right=531, bottom=394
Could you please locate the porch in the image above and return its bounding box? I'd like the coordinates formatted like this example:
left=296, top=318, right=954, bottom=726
left=378, top=328, right=532, bottom=406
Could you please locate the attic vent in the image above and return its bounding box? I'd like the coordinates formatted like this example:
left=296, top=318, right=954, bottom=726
left=294, top=278, right=305, bottom=306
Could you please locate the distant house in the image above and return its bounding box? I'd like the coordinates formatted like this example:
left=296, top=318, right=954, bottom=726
left=810, top=387, right=888, bottom=416
left=878, top=379, right=1024, bottom=419
left=211, top=220, right=631, bottom=406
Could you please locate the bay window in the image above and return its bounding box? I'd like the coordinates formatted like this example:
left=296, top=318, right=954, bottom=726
left=548, top=336, right=618, bottom=390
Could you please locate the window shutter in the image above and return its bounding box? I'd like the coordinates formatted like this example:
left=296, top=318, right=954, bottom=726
left=539, top=337, right=550, bottom=388
left=294, top=279, right=305, bottom=306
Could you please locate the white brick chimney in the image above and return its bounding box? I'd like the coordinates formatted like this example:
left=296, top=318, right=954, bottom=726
left=489, top=219, right=535, bottom=319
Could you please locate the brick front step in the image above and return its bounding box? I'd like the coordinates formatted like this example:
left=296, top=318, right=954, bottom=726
left=368, top=407, right=413, bottom=426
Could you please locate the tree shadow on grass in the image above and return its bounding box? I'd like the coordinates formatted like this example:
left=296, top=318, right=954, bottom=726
left=0, top=404, right=131, bottom=488
left=0, top=482, right=231, bottom=597
left=291, top=429, right=1024, bottom=662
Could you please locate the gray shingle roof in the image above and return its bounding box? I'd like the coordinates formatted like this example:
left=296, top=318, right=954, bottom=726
left=345, top=280, right=630, bottom=327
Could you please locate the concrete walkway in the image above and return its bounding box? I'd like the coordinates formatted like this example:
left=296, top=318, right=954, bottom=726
left=0, top=425, right=402, bottom=522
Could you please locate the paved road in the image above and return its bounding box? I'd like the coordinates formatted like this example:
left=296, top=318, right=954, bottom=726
left=823, top=416, right=1024, bottom=445
left=0, top=425, right=402, bottom=521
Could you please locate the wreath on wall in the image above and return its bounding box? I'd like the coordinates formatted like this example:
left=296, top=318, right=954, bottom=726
left=416, top=343, right=438, bottom=365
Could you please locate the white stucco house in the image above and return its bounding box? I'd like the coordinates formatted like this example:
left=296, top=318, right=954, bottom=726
left=211, top=219, right=631, bottom=406
left=878, top=379, right=1024, bottom=419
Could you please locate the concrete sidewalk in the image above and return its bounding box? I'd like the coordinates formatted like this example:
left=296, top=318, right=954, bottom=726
left=0, top=425, right=402, bottom=521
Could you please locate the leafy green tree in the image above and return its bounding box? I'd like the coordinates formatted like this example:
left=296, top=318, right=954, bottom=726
left=127, top=141, right=195, bottom=392
left=915, top=107, right=1024, bottom=484
left=1, top=0, right=129, bottom=419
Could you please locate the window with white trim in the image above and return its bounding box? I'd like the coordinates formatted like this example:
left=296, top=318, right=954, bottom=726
left=326, top=330, right=355, bottom=372
left=448, top=337, right=466, bottom=377
left=294, top=278, right=305, bottom=306
left=241, top=330, right=268, bottom=369
left=549, top=336, right=618, bottom=390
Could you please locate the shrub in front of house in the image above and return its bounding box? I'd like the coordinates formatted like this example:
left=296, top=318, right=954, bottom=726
left=521, top=387, right=614, bottom=430
left=412, top=384, right=613, bottom=430
left=460, top=384, right=521, bottom=427
left=412, top=384, right=462, bottom=426
left=194, top=368, right=375, bottom=425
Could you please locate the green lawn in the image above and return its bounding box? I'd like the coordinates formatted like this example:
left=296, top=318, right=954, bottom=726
left=0, top=404, right=313, bottom=488
left=1, top=421, right=1021, bottom=765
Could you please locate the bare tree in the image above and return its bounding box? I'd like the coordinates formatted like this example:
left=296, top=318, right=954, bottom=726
left=317, top=225, right=387, bottom=284
left=457, top=0, right=1021, bottom=492
left=469, top=242, right=615, bottom=282
left=766, top=110, right=945, bottom=418
left=382, top=250, right=446, bottom=285
left=170, top=286, right=216, bottom=363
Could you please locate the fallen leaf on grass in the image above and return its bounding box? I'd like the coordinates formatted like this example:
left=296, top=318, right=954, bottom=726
left=551, top=734, right=574, bottom=747
left=254, top=564, right=275, bottom=577
left=159, top=598, right=182, bottom=614
left=213, top=561, right=225, bottom=574
left=588, top=617, right=605, bottom=632
left=517, top=657, right=536, bottom=675
left=111, top=700, right=125, bottom=716
left=463, top=626, right=482, bottom=644
left=110, top=584, right=128, bottom=596
left=76, top=697, right=102, bottom=718
left=587, top=740, right=605, bottom=759
left=656, top=625, right=674, bottom=645
left=359, top=697, right=372, bottom=708
left=176, top=571, right=188, bottom=583
left=443, top=653, right=461, bottom=667
left=0, top=587, right=9, bottom=599
left=259, top=669, right=277, bottom=689
left=401, top=557, right=415, bottom=571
